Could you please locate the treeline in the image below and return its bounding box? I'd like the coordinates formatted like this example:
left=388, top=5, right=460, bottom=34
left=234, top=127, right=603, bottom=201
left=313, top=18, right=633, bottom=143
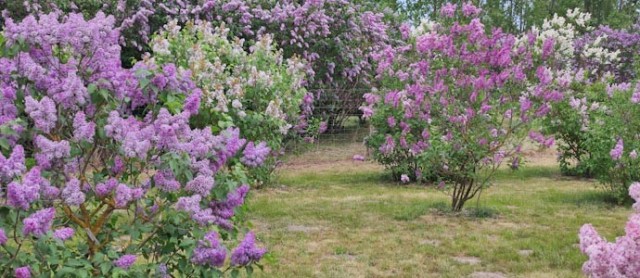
left=397, top=0, right=639, bottom=31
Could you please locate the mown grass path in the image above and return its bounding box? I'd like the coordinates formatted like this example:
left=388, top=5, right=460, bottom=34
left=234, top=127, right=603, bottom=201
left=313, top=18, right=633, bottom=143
left=249, top=142, right=630, bottom=277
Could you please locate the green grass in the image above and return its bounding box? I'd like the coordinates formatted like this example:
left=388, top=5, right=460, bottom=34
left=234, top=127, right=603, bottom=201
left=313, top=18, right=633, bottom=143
left=246, top=159, right=631, bottom=277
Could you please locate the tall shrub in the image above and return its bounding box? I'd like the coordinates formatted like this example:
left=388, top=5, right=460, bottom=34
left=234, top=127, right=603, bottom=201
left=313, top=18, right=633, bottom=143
left=148, top=20, right=308, bottom=185
left=364, top=2, right=563, bottom=211
left=0, top=12, right=264, bottom=276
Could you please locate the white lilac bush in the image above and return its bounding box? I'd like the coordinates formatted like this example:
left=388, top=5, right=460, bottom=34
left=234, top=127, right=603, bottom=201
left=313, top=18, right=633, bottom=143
left=149, top=20, right=308, bottom=185
left=363, top=2, right=565, bottom=211
left=538, top=11, right=640, bottom=201
left=0, top=12, right=265, bottom=276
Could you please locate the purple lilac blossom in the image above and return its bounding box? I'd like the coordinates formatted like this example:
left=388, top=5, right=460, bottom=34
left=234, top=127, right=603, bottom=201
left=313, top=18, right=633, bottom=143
left=53, top=227, right=75, bottom=241
left=0, top=144, right=26, bottom=180
left=191, top=231, right=227, bottom=267
left=22, top=208, right=55, bottom=237
left=153, top=170, right=181, bottom=192
left=114, top=254, right=137, bottom=269
left=230, top=232, right=266, bottom=266
left=34, top=135, right=70, bottom=169
left=24, top=96, right=57, bottom=133
left=7, top=167, right=43, bottom=210
left=185, top=175, right=215, bottom=196
left=241, top=141, right=271, bottom=168
left=72, top=111, right=96, bottom=142
left=14, top=267, right=31, bottom=278
left=61, top=178, right=86, bottom=206
left=114, top=184, right=143, bottom=208
left=610, top=139, right=624, bottom=161
left=0, top=228, right=7, bottom=245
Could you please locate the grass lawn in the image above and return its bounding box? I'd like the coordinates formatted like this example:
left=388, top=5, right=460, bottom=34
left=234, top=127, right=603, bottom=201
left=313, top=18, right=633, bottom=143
left=247, top=141, right=631, bottom=278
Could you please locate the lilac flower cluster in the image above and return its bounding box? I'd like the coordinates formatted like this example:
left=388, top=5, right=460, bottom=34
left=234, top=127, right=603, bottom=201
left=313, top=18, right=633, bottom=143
left=153, top=170, right=181, bottom=192
left=207, top=185, right=250, bottom=229
left=24, top=96, right=57, bottom=133
left=241, top=142, right=271, bottom=168
left=114, top=184, right=144, bottom=208
left=0, top=145, right=25, bottom=181
left=34, top=136, right=70, bottom=169
left=575, top=23, right=640, bottom=82
left=191, top=231, right=227, bottom=267
left=22, top=208, right=55, bottom=237
left=230, top=232, right=267, bottom=266
left=53, top=228, right=75, bottom=241
left=114, top=254, right=137, bottom=270
left=7, top=168, right=44, bottom=210
left=14, top=267, right=30, bottom=278
left=72, top=111, right=96, bottom=142
left=579, top=182, right=640, bottom=277
left=61, top=179, right=86, bottom=206
left=610, top=139, right=624, bottom=161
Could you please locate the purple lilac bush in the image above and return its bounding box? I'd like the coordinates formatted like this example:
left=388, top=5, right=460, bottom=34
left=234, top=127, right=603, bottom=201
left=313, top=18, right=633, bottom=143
left=0, top=12, right=264, bottom=276
left=364, top=2, right=566, bottom=210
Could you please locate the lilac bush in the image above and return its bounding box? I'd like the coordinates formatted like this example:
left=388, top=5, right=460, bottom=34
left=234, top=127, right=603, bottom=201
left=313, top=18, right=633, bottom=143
left=575, top=23, right=640, bottom=82
left=579, top=182, right=640, bottom=277
left=149, top=20, right=306, bottom=185
left=0, top=12, right=264, bottom=276
left=365, top=2, right=564, bottom=211
left=6, top=0, right=402, bottom=130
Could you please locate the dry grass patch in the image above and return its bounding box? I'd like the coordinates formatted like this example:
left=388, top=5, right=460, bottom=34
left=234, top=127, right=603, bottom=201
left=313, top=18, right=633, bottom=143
left=248, top=149, right=630, bottom=277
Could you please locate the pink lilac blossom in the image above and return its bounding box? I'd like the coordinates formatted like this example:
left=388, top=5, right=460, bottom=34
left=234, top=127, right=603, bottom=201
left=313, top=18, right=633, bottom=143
left=22, top=208, right=55, bottom=237
left=352, top=154, right=365, bottom=161
left=610, top=138, right=624, bottom=161
left=0, top=228, right=7, bottom=245
left=579, top=182, right=640, bottom=277
left=318, top=121, right=328, bottom=134
left=440, top=3, right=457, bottom=18
left=461, top=2, right=482, bottom=17
left=230, top=232, right=267, bottom=266
left=53, top=227, right=75, bottom=241
left=379, top=135, right=396, bottom=155
left=114, top=254, right=137, bottom=269
left=183, top=89, right=202, bottom=115
left=14, top=267, right=31, bottom=278
left=400, top=174, right=410, bottom=183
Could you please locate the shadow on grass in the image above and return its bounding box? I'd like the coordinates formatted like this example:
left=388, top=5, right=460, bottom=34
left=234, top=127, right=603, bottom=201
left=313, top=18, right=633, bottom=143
left=276, top=170, right=389, bottom=188
left=493, top=166, right=560, bottom=180
left=544, top=189, right=622, bottom=208
left=392, top=201, right=500, bottom=221
left=393, top=201, right=449, bottom=221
